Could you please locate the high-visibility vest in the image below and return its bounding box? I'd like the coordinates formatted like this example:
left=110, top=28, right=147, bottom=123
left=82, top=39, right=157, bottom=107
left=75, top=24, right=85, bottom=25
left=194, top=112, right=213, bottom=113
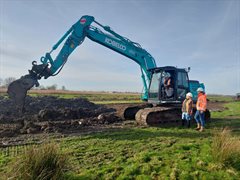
left=196, top=93, right=207, bottom=111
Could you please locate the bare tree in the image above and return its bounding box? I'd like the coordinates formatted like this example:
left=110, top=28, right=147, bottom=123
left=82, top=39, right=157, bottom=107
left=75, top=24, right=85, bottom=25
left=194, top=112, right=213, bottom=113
left=3, top=77, right=16, bottom=88
left=39, top=85, right=46, bottom=90
left=46, top=84, right=57, bottom=90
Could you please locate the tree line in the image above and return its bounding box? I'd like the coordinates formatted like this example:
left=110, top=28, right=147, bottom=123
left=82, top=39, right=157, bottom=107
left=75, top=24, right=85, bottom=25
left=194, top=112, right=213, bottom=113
left=0, top=77, right=66, bottom=90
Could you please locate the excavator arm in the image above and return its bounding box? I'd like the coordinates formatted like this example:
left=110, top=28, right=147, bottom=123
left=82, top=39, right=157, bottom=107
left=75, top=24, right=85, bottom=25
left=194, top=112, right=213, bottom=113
left=7, top=15, right=156, bottom=110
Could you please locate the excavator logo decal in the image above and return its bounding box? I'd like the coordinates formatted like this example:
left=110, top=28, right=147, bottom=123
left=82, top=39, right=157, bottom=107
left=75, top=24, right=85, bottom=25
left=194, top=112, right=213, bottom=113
left=80, top=18, right=86, bottom=24
left=105, top=37, right=126, bottom=51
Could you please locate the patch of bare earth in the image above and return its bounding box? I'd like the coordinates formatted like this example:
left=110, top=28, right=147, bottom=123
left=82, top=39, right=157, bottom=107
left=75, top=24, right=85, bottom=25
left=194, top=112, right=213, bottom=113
left=207, top=101, right=227, bottom=112
left=0, top=96, right=130, bottom=146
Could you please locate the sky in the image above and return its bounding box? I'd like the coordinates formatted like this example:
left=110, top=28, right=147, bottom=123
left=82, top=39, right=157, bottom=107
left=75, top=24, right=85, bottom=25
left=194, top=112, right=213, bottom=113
left=0, top=0, right=239, bottom=95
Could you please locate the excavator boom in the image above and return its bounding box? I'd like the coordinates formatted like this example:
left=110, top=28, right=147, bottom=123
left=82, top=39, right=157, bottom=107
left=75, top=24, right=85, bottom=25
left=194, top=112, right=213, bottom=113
left=8, top=15, right=156, bottom=110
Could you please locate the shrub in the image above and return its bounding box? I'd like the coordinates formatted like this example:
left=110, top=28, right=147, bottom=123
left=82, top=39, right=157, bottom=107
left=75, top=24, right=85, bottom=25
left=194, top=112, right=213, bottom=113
left=212, top=128, right=240, bottom=170
left=6, top=142, right=69, bottom=180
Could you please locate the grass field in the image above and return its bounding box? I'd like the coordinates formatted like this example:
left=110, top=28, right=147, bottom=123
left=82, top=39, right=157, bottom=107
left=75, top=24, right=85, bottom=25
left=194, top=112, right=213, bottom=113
left=60, top=101, right=240, bottom=179
left=0, top=92, right=239, bottom=179
left=0, top=89, right=142, bottom=104
left=1, top=89, right=235, bottom=104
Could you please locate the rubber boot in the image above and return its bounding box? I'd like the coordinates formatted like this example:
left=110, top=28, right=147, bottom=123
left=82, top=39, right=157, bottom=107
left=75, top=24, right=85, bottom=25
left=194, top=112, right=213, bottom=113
left=195, top=123, right=200, bottom=130
left=187, top=121, right=190, bottom=128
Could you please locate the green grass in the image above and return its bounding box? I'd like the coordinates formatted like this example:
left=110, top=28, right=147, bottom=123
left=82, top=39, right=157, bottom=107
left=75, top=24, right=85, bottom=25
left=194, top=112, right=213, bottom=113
left=211, top=101, right=240, bottom=118
left=60, top=128, right=216, bottom=179
left=29, top=92, right=142, bottom=104
left=1, top=91, right=142, bottom=104
left=1, top=90, right=236, bottom=104
left=29, top=93, right=236, bottom=104
left=1, top=128, right=240, bottom=179
left=60, top=120, right=239, bottom=179
left=3, top=143, right=69, bottom=180
left=17, top=127, right=238, bottom=179
left=212, top=128, right=240, bottom=171
left=210, top=101, right=240, bottom=135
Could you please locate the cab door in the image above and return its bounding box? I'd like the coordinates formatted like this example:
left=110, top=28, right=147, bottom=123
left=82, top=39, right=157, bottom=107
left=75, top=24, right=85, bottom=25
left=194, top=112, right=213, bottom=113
left=177, top=71, right=189, bottom=101
left=148, top=71, right=161, bottom=101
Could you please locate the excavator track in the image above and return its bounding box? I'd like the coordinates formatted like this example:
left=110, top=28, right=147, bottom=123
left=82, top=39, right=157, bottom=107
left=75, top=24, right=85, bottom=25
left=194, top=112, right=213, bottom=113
left=135, top=106, right=182, bottom=126
left=134, top=106, right=210, bottom=126
left=115, top=104, right=151, bottom=120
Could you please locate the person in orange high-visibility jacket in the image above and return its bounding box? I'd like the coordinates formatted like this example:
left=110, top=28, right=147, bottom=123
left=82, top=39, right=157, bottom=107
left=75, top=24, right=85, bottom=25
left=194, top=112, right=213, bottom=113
left=194, top=87, right=207, bottom=132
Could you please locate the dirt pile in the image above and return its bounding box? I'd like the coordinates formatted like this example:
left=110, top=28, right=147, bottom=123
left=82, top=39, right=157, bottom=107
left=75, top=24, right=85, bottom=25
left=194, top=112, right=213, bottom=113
left=0, top=96, right=121, bottom=137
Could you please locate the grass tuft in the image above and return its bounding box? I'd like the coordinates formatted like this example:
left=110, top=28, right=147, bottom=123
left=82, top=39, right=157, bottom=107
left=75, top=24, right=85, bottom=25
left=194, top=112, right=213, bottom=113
left=212, top=128, right=240, bottom=170
left=6, top=142, right=69, bottom=180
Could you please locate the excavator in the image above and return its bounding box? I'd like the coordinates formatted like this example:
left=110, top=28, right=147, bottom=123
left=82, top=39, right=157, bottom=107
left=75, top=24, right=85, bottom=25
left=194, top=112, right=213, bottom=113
left=7, top=15, right=210, bottom=125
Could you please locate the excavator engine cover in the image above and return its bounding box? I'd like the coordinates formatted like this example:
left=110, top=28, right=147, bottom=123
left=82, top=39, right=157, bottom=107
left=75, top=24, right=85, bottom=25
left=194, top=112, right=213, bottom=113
left=7, top=74, right=38, bottom=111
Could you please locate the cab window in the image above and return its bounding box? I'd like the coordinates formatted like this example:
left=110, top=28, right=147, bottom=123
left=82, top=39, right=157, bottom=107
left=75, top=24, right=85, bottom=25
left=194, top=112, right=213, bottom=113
left=149, top=72, right=161, bottom=99
left=177, top=72, right=189, bottom=100
left=178, top=72, right=189, bottom=88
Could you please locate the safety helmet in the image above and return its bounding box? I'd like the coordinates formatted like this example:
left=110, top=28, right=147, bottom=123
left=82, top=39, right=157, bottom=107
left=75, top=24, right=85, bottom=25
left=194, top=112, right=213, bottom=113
left=186, top=92, right=193, bottom=98
left=197, top=87, right=204, bottom=92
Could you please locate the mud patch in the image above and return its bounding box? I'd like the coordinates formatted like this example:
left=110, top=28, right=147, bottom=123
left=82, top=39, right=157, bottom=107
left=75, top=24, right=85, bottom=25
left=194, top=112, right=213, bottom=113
left=207, top=101, right=227, bottom=112
left=0, top=96, right=121, bottom=138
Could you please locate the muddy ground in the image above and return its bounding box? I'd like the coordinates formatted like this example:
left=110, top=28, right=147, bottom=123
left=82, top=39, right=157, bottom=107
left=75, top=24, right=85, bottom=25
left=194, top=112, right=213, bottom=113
left=0, top=96, right=226, bottom=146
left=0, top=96, right=123, bottom=140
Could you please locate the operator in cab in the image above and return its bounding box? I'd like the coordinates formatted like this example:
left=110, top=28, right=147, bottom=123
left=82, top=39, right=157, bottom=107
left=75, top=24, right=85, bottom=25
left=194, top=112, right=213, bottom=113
left=163, top=73, right=174, bottom=98
left=194, top=87, right=207, bottom=132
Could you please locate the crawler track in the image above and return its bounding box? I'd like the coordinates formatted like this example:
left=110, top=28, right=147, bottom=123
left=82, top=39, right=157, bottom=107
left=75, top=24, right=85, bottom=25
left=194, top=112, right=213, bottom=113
left=135, top=107, right=182, bottom=126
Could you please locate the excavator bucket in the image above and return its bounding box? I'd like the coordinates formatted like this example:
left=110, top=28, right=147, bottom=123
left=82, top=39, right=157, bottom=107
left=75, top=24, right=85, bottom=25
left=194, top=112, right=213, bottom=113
left=7, top=74, right=38, bottom=112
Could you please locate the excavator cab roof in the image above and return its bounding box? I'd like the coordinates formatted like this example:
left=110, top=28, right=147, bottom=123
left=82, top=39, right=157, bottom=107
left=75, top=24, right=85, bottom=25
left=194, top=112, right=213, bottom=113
left=148, top=66, right=188, bottom=74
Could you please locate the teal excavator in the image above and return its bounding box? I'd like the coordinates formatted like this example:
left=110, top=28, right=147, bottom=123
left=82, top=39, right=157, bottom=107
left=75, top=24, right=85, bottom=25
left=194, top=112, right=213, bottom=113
left=8, top=15, right=209, bottom=125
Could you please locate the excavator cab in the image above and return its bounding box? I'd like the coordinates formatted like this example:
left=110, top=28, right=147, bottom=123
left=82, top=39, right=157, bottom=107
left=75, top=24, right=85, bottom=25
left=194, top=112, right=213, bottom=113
left=148, top=66, right=190, bottom=105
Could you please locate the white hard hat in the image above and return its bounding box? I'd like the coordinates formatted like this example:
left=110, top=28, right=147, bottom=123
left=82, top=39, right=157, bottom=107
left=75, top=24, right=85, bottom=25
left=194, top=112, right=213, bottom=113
left=197, top=87, right=204, bottom=92
left=186, top=92, right=193, bottom=98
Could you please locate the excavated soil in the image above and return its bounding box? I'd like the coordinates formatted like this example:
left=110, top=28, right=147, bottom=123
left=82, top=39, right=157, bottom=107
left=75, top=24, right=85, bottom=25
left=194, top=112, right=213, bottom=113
left=0, top=96, right=122, bottom=139
left=207, top=101, right=227, bottom=112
